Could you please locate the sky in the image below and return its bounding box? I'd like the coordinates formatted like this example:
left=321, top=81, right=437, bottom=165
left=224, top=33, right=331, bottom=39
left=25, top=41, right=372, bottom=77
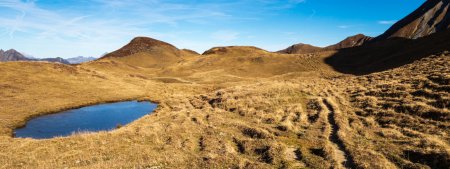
left=0, top=0, right=425, bottom=59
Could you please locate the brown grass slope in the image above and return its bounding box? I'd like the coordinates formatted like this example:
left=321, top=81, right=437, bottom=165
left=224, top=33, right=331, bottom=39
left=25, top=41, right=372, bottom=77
left=181, top=49, right=200, bottom=56
left=377, top=0, right=450, bottom=40
left=0, top=47, right=448, bottom=169
left=161, top=46, right=336, bottom=78
left=277, top=43, right=323, bottom=54
left=100, top=37, right=199, bottom=68
left=337, top=52, right=450, bottom=169
left=0, top=61, right=148, bottom=136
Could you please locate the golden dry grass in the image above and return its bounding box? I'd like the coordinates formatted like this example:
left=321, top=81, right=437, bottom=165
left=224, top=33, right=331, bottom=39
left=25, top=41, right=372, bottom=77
left=0, top=49, right=448, bottom=168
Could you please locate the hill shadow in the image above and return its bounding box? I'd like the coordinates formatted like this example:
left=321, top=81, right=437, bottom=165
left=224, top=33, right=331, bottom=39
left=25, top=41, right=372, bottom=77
left=324, top=30, right=450, bottom=75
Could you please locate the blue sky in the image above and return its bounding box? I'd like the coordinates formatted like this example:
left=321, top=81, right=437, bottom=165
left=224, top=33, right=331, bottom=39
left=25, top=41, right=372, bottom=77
left=0, top=0, right=425, bottom=58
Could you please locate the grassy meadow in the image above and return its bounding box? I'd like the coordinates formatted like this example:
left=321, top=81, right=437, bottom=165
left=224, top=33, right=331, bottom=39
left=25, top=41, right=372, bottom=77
left=0, top=49, right=448, bottom=169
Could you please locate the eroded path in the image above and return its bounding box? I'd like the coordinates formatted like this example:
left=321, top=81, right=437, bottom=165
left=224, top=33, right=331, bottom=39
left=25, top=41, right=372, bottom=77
left=323, top=98, right=355, bottom=169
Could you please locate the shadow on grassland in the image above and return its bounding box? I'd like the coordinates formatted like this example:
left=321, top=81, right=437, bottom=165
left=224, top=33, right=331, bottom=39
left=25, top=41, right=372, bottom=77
left=324, top=30, right=450, bottom=75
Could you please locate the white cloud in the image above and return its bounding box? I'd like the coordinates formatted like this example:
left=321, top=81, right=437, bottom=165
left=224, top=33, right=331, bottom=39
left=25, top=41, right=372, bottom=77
left=338, top=25, right=351, bottom=29
left=211, top=30, right=239, bottom=42
left=337, top=24, right=365, bottom=29
left=378, top=20, right=397, bottom=25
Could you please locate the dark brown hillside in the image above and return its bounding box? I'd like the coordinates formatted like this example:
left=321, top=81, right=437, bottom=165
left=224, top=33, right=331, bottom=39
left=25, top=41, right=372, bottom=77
left=99, top=37, right=198, bottom=68
left=278, top=34, right=372, bottom=54
left=377, top=0, right=450, bottom=40
left=324, top=34, right=372, bottom=50
left=102, top=37, right=180, bottom=59
left=325, top=0, right=450, bottom=75
left=325, top=29, right=450, bottom=75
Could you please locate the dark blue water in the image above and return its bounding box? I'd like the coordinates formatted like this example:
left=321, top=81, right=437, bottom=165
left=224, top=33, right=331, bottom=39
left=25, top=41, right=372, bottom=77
left=15, top=101, right=157, bottom=139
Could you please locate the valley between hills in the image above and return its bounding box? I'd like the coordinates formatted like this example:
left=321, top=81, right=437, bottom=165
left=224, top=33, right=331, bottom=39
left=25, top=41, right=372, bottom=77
left=0, top=0, right=449, bottom=169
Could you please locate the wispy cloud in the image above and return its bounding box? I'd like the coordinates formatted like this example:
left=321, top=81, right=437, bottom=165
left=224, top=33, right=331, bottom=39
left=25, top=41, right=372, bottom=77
left=337, top=23, right=366, bottom=29
left=0, top=0, right=296, bottom=40
left=211, top=30, right=239, bottom=42
left=337, top=24, right=360, bottom=29
left=308, top=9, right=316, bottom=19
left=0, top=0, right=308, bottom=57
left=378, top=20, right=397, bottom=25
left=338, top=25, right=352, bottom=29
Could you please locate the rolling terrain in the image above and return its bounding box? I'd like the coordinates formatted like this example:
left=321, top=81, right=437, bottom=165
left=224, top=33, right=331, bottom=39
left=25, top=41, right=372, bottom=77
left=0, top=0, right=449, bottom=169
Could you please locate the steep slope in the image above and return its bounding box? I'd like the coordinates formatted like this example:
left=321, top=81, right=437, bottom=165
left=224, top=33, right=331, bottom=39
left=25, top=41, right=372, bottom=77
left=377, top=0, right=450, bottom=40
left=277, top=43, right=323, bottom=54
left=325, top=34, right=372, bottom=50
left=325, top=29, right=450, bottom=74
left=325, top=0, right=450, bottom=74
left=0, top=49, right=30, bottom=62
left=100, top=37, right=187, bottom=68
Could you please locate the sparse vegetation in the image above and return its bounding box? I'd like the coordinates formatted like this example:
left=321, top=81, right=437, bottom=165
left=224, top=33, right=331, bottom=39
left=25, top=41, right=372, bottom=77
left=1, top=51, right=447, bottom=168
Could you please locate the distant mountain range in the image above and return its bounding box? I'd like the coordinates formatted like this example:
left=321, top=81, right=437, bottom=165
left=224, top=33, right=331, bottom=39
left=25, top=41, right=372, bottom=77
left=66, top=56, right=97, bottom=64
left=0, top=49, right=96, bottom=64
left=40, top=57, right=71, bottom=64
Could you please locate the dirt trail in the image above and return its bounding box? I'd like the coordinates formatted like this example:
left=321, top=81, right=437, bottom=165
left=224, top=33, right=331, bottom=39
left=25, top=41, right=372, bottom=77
left=322, top=98, right=355, bottom=169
